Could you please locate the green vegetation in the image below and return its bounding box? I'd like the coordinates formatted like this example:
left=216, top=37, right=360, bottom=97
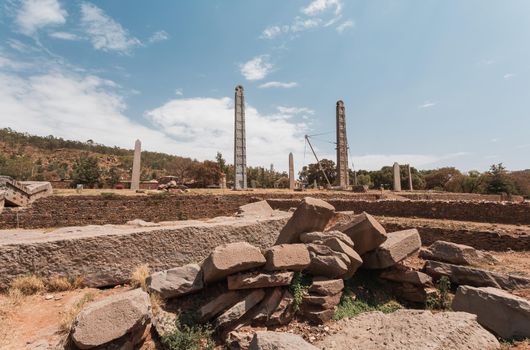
left=161, top=316, right=214, bottom=350
left=290, top=272, right=312, bottom=312
left=71, top=154, right=102, bottom=187
left=426, top=276, right=452, bottom=311
left=334, top=270, right=403, bottom=320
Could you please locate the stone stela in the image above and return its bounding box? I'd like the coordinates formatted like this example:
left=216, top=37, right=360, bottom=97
left=336, top=100, right=349, bottom=189
left=393, top=162, right=401, bottom=192
left=408, top=164, right=414, bottom=191
left=289, top=152, right=295, bottom=190
left=234, top=85, right=247, bottom=190
left=131, top=139, right=141, bottom=191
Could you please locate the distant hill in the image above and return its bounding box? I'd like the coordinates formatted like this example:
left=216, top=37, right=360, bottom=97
left=0, top=128, right=195, bottom=182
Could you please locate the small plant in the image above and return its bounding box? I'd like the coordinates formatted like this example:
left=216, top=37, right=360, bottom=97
left=100, top=192, right=117, bottom=199
left=130, top=264, right=150, bottom=291
left=47, top=276, right=72, bottom=292
left=10, top=275, right=45, bottom=295
left=426, top=276, right=452, bottom=311
left=290, top=272, right=312, bottom=312
left=149, top=293, right=165, bottom=316
left=161, top=316, right=214, bottom=350
left=60, top=292, right=94, bottom=334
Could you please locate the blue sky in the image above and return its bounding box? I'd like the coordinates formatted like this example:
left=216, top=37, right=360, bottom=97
left=0, top=0, right=529, bottom=172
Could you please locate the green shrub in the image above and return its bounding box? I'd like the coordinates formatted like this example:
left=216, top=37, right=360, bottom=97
left=290, top=272, right=312, bottom=312
left=426, top=276, right=452, bottom=310
left=161, top=316, right=214, bottom=350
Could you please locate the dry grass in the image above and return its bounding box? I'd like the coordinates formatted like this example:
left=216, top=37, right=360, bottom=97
left=149, top=292, right=165, bottom=316
left=46, top=276, right=85, bottom=292
left=10, top=275, right=45, bottom=295
left=59, top=292, right=94, bottom=334
left=130, top=264, right=150, bottom=291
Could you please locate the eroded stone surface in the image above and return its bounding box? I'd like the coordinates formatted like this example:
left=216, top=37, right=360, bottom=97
left=203, top=242, right=266, bottom=283
left=335, top=212, right=387, bottom=255
left=300, top=230, right=355, bottom=249
left=362, top=229, right=421, bottom=269
left=379, top=268, right=433, bottom=287
left=452, top=286, right=530, bottom=339
left=147, top=263, right=203, bottom=299
left=216, top=289, right=265, bottom=329
left=322, top=237, right=362, bottom=278
left=316, top=310, right=500, bottom=350
left=199, top=290, right=244, bottom=322
left=227, top=271, right=294, bottom=290
left=264, top=244, right=310, bottom=271
left=309, top=277, right=344, bottom=296
left=237, top=201, right=274, bottom=218
left=420, top=240, right=498, bottom=266
left=249, top=331, right=319, bottom=350
left=306, top=244, right=350, bottom=278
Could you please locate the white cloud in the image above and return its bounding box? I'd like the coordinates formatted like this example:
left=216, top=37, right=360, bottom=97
left=16, top=0, right=67, bottom=35
left=240, top=55, right=273, bottom=81
left=302, top=0, right=342, bottom=16
left=418, top=100, right=437, bottom=109
left=80, top=2, right=141, bottom=53
left=277, top=106, right=314, bottom=115
left=49, top=31, right=80, bottom=40
left=503, top=73, right=515, bottom=79
left=145, top=97, right=309, bottom=168
left=259, top=81, right=298, bottom=89
left=175, top=88, right=183, bottom=96
left=261, top=26, right=283, bottom=39
left=290, top=17, right=321, bottom=32
left=336, top=20, right=354, bottom=33
left=148, top=30, right=169, bottom=43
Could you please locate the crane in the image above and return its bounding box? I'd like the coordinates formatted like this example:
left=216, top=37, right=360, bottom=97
left=304, top=134, right=332, bottom=188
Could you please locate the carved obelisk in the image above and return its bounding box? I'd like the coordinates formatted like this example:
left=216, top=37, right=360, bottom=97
left=234, top=85, right=247, bottom=190
left=131, top=139, right=141, bottom=190
left=408, top=164, right=414, bottom=191
left=393, top=162, right=401, bottom=192
left=289, top=152, right=295, bottom=190
left=336, top=100, right=349, bottom=188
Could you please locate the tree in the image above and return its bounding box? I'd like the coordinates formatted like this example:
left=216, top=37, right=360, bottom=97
left=423, top=167, right=462, bottom=190
left=0, top=154, right=33, bottom=180
left=299, top=159, right=336, bottom=187
left=188, top=161, right=222, bottom=187
left=216, top=152, right=228, bottom=175
left=105, top=166, right=121, bottom=188
left=72, top=154, right=102, bottom=188
left=357, top=174, right=374, bottom=188
left=484, top=163, right=517, bottom=194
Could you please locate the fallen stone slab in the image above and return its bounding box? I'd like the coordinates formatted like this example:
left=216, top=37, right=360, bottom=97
left=251, top=287, right=284, bottom=324
left=306, top=244, right=350, bottom=278
left=334, top=212, right=387, bottom=255
left=0, top=213, right=290, bottom=288
left=275, top=197, right=335, bottom=245
left=302, top=292, right=341, bottom=309
left=362, top=229, right=421, bottom=269
left=249, top=331, right=319, bottom=350
left=215, top=289, right=265, bottom=329
left=202, top=242, right=267, bottom=283
left=266, top=290, right=295, bottom=326
left=309, top=277, right=344, bottom=296
left=72, top=288, right=151, bottom=349
left=237, top=200, right=275, bottom=218
left=316, top=309, right=500, bottom=350
left=146, top=263, right=203, bottom=299
left=322, top=237, right=363, bottom=278
left=299, top=230, right=355, bottom=249
left=264, top=244, right=311, bottom=271
left=424, top=260, right=530, bottom=290
left=420, top=240, right=498, bottom=266
left=199, top=290, right=244, bottom=322
left=452, top=285, right=530, bottom=339
left=300, top=304, right=335, bottom=324
left=379, top=268, right=433, bottom=287
left=227, top=271, right=294, bottom=290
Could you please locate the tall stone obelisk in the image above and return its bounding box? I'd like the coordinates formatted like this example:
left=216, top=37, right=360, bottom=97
left=407, top=164, right=413, bottom=191
left=234, top=85, right=247, bottom=190
left=336, top=100, right=349, bottom=188
left=289, top=152, right=295, bottom=190
left=393, top=162, right=401, bottom=192
left=131, top=139, right=141, bottom=190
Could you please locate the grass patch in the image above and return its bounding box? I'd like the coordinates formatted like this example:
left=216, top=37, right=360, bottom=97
left=290, top=272, right=312, bottom=312
left=334, top=270, right=403, bottom=320
left=149, top=292, right=165, bottom=316
left=161, top=316, right=214, bottom=350
left=426, top=276, right=452, bottom=311
left=130, top=264, right=150, bottom=291
left=100, top=192, right=118, bottom=199
left=60, top=292, right=94, bottom=334
left=10, top=275, right=45, bottom=295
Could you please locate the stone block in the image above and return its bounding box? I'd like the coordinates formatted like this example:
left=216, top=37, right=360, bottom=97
left=264, top=244, right=310, bottom=271
left=227, top=271, right=294, bottom=290
left=362, top=229, right=421, bottom=269
left=249, top=331, right=319, bottom=350
left=309, top=277, right=344, bottom=296
left=299, top=230, right=354, bottom=249
left=419, top=240, right=498, bottom=266
left=199, top=290, right=244, bottom=322
left=335, top=212, right=387, bottom=255
left=216, top=289, right=265, bottom=329
left=147, top=263, right=203, bottom=299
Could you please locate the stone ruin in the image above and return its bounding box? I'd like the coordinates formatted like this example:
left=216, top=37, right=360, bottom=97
left=0, top=176, right=52, bottom=213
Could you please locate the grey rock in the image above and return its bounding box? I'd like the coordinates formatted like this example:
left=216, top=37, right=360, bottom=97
left=309, top=277, right=344, bottom=296
left=306, top=244, right=350, bottom=278
left=420, top=240, right=499, bottom=266
left=237, top=201, right=275, bottom=218
left=335, top=212, right=387, bottom=255
left=147, top=263, right=203, bottom=299
left=379, top=269, right=433, bottom=287
left=249, top=331, right=319, bottom=350
left=264, top=244, right=311, bottom=271
left=300, top=230, right=355, bottom=249
left=362, top=229, right=421, bottom=269
left=227, top=271, right=294, bottom=290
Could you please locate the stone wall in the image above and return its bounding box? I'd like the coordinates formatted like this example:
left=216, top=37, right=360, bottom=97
left=0, top=213, right=290, bottom=289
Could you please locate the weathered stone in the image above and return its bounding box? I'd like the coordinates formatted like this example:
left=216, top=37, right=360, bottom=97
left=379, top=268, right=433, bottom=287
left=216, top=289, right=265, bottom=329
left=289, top=152, right=296, bottom=191
left=0, top=213, right=290, bottom=289
left=226, top=331, right=254, bottom=350
left=147, top=263, right=203, bottom=299
left=309, top=277, right=344, bottom=296
left=152, top=308, right=177, bottom=338
left=419, top=240, right=498, bottom=266
left=227, top=271, right=294, bottom=290
left=237, top=201, right=274, bottom=218
left=306, top=244, right=350, bottom=278
left=362, top=229, right=421, bottom=269
left=131, top=139, right=141, bottom=191
left=452, top=286, right=530, bottom=339
left=335, top=100, right=349, bottom=189
left=264, top=244, right=310, bottom=271
left=275, top=197, right=335, bottom=245
left=335, top=212, right=387, bottom=255
left=393, top=162, right=401, bottom=192
left=72, top=288, right=151, bottom=349
left=266, top=290, right=295, bottom=326
left=199, top=290, right=244, bottom=322
left=424, top=260, right=530, bottom=290
left=300, top=304, right=335, bottom=324
left=299, top=230, right=355, bottom=249
left=203, top=242, right=266, bottom=283
left=302, top=292, right=341, bottom=309
left=322, top=237, right=363, bottom=278
left=383, top=281, right=430, bottom=303
left=252, top=287, right=284, bottom=324
left=249, top=331, right=319, bottom=350
left=316, top=310, right=500, bottom=350
left=234, top=85, right=247, bottom=190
